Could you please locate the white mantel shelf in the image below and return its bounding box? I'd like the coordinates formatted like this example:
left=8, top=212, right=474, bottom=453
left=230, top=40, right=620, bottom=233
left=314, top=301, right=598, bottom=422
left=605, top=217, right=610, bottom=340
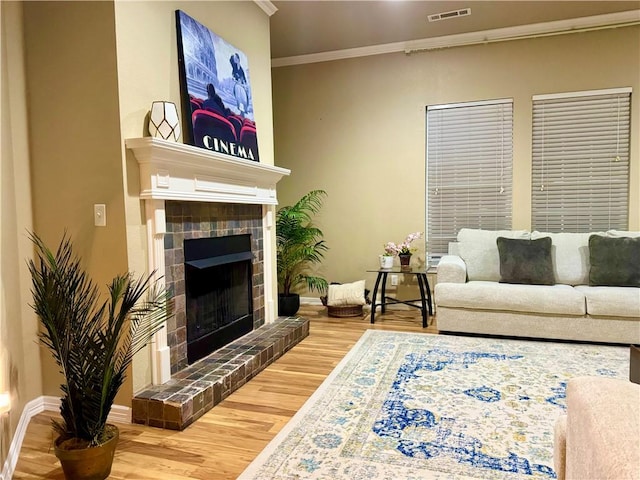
left=126, top=137, right=290, bottom=205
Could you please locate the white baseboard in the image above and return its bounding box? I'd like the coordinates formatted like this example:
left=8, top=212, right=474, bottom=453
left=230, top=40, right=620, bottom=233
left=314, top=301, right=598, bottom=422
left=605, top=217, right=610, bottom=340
left=42, top=395, right=59, bottom=412
left=302, top=296, right=412, bottom=311
left=1, top=396, right=131, bottom=480
left=106, top=404, right=131, bottom=425
left=41, top=396, right=131, bottom=424
left=2, top=396, right=46, bottom=480
left=300, top=296, right=323, bottom=305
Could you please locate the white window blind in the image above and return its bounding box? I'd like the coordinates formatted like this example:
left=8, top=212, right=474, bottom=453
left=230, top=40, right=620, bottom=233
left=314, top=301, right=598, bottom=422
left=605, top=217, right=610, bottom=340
left=531, top=89, right=631, bottom=232
left=426, top=100, right=513, bottom=259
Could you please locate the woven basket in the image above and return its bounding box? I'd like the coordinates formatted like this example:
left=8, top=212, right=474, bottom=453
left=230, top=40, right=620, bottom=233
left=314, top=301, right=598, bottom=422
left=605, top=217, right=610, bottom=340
left=320, top=296, right=364, bottom=317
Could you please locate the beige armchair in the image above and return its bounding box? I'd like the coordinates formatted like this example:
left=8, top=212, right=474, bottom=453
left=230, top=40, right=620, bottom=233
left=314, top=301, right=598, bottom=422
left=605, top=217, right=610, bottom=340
left=554, top=376, right=640, bottom=480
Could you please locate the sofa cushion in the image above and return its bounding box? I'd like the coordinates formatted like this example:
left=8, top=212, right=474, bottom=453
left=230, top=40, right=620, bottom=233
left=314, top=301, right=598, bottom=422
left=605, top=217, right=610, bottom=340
left=589, top=235, right=640, bottom=287
left=435, top=281, right=586, bottom=315
left=457, top=229, right=530, bottom=282
left=497, top=237, right=554, bottom=285
left=575, top=286, right=640, bottom=318
left=606, top=230, right=640, bottom=238
left=531, top=231, right=597, bottom=286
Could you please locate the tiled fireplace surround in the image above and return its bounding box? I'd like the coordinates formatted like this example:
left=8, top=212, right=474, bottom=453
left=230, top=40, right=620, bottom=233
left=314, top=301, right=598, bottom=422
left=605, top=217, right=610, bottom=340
left=164, top=201, right=266, bottom=374
left=126, top=138, right=307, bottom=430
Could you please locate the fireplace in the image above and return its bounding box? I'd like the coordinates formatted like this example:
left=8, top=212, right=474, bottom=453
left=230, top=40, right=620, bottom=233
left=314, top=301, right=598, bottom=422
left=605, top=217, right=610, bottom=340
left=164, top=201, right=265, bottom=374
left=126, top=137, right=290, bottom=385
left=184, top=234, right=253, bottom=363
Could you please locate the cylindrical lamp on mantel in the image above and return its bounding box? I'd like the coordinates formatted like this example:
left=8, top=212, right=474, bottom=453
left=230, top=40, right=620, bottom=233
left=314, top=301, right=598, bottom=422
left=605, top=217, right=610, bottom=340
left=148, top=101, right=181, bottom=142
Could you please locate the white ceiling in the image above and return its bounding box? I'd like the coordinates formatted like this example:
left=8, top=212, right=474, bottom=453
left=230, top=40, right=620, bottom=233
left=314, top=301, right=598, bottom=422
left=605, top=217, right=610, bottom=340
left=269, top=1, right=640, bottom=60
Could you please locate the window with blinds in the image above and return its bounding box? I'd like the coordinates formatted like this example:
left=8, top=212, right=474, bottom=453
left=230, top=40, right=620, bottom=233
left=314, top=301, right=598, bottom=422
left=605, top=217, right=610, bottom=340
left=426, top=99, right=513, bottom=260
left=531, top=88, right=631, bottom=232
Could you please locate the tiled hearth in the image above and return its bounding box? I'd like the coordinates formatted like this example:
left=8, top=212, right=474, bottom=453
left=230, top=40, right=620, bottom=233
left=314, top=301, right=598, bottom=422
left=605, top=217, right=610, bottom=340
left=132, top=316, right=309, bottom=430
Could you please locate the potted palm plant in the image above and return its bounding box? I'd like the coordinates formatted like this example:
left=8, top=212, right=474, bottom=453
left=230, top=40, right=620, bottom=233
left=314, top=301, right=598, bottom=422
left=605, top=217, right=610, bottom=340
left=276, top=190, right=329, bottom=316
left=27, top=233, right=172, bottom=480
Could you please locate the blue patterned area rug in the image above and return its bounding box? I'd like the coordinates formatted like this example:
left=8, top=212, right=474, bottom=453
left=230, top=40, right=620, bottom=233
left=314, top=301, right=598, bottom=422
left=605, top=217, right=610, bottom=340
left=239, top=331, right=628, bottom=480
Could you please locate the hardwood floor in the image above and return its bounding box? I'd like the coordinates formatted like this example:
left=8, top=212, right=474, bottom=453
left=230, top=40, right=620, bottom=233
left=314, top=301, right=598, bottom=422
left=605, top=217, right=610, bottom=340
left=13, top=306, right=437, bottom=479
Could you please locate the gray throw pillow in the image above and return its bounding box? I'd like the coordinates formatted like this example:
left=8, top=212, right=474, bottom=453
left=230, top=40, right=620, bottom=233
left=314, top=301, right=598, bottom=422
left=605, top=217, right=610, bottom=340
left=497, top=237, right=555, bottom=285
left=589, top=235, right=640, bottom=287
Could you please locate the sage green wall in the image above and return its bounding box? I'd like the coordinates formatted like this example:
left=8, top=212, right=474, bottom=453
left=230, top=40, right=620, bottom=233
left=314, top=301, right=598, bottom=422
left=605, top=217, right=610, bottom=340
left=22, top=1, right=130, bottom=401
left=112, top=1, right=274, bottom=393
left=272, top=26, right=640, bottom=296
left=0, top=1, right=42, bottom=466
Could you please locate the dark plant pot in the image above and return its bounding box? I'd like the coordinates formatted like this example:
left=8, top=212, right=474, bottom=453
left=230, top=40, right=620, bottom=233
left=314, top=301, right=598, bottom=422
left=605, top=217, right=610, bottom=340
left=399, top=254, right=412, bottom=271
left=54, top=424, right=119, bottom=480
left=278, top=293, right=300, bottom=316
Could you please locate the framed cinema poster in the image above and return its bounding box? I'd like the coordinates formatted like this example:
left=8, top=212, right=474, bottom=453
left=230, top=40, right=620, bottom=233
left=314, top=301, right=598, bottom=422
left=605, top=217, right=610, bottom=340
left=176, top=10, right=259, bottom=162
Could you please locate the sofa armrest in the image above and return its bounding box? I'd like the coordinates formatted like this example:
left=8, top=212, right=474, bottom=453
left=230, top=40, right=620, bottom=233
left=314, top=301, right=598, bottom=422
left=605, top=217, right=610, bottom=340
left=437, top=255, right=467, bottom=284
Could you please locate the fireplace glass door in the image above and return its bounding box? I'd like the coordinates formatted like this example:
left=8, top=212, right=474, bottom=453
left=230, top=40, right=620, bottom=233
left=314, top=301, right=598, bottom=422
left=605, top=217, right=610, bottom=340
left=184, top=234, right=253, bottom=364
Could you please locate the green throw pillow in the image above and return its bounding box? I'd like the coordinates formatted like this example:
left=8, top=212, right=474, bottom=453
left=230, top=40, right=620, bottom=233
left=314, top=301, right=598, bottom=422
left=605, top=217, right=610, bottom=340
left=589, top=235, right=640, bottom=287
left=497, top=237, right=555, bottom=285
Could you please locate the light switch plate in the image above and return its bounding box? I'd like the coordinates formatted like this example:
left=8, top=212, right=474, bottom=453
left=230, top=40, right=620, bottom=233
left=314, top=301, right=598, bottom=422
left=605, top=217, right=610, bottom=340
left=94, top=204, right=106, bottom=227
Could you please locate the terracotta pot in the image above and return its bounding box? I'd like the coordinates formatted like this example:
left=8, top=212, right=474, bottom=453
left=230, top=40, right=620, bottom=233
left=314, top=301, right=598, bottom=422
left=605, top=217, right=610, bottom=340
left=54, top=425, right=119, bottom=480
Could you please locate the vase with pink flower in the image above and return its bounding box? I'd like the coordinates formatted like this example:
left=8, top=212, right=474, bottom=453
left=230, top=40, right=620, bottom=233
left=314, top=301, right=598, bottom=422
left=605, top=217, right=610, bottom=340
left=379, top=253, right=394, bottom=269
left=383, top=232, right=423, bottom=270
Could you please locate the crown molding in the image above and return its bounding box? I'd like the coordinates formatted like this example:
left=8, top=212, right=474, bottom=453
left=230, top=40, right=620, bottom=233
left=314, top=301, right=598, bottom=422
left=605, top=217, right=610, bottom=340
left=272, top=9, right=640, bottom=67
left=273, top=41, right=407, bottom=68
left=255, top=0, right=277, bottom=17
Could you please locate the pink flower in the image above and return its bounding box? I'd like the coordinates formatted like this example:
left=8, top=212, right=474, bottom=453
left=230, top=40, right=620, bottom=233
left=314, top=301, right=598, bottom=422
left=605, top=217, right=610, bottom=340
left=383, top=232, right=423, bottom=256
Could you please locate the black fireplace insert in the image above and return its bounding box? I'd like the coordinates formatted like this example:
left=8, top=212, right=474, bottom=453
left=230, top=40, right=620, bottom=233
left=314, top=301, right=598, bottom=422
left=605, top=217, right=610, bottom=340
left=184, top=234, right=253, bottom=364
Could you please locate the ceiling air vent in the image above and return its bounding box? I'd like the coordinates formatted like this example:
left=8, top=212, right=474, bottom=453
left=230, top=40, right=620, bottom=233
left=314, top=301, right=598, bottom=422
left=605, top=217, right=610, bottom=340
left=428, top=8, right=471, bottom=22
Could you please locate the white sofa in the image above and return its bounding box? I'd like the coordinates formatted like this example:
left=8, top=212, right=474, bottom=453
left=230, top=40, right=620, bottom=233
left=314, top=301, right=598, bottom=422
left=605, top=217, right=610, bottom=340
left=435, top=229, right=640, bottom=343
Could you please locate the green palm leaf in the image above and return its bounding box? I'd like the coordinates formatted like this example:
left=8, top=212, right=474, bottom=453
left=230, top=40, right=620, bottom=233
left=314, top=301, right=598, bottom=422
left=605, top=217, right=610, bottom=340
left=276, top=190, right=329, bottom=295
left=28, top=232, right=173, bottom=445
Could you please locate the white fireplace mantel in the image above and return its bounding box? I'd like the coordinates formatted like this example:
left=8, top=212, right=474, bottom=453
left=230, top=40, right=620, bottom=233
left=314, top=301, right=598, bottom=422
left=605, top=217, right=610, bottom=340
left=125, top=137, right=290, bottom=205
left=125, top=137, right=289, bottom=385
